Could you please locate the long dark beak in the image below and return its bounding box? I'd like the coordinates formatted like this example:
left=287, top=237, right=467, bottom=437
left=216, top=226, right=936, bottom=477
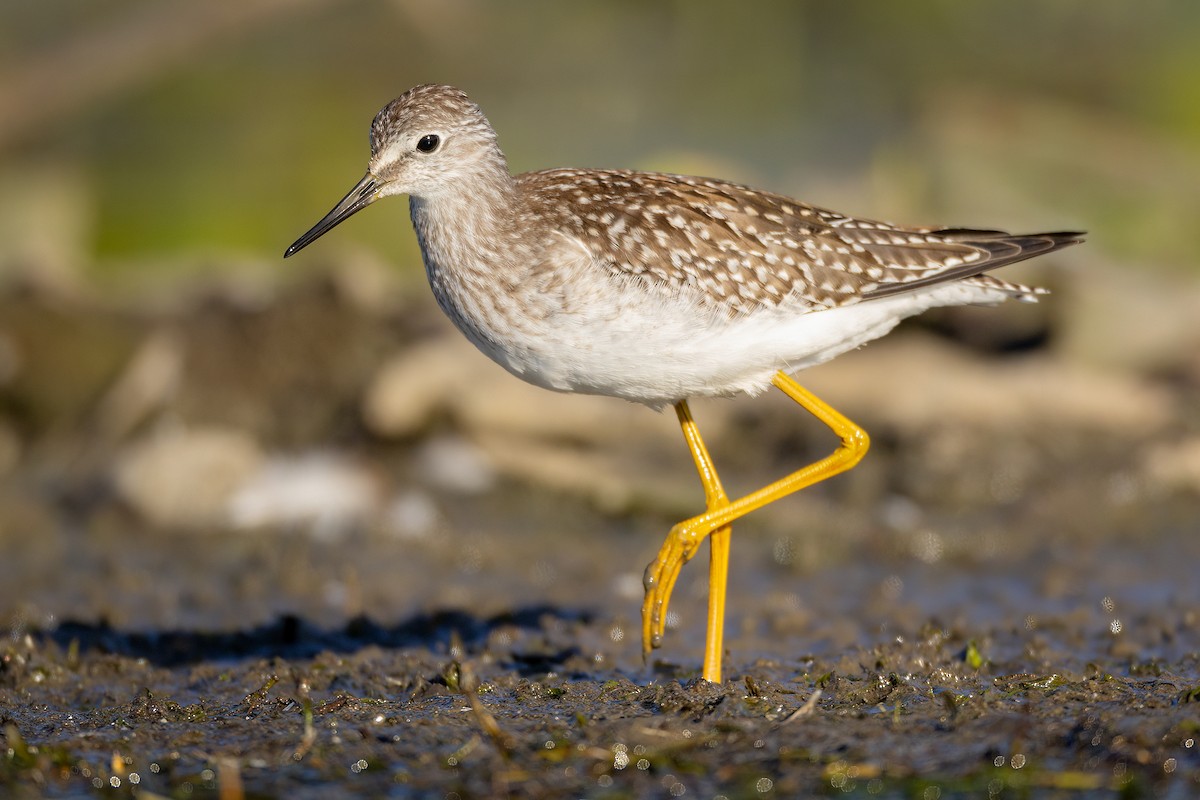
left=284, top=173, right=380, bottom=258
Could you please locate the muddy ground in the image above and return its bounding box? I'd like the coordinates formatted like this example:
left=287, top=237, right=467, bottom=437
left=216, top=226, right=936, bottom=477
left=2, top=274, right=1199, bottom=798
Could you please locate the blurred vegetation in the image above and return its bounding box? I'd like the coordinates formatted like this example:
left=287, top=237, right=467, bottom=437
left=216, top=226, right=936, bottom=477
left=0, top=0, right=1198, bottom=289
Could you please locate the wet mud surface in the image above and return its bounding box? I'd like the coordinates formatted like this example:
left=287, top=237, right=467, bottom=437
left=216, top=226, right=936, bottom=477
left=2, top=278, right=1200, bottom=798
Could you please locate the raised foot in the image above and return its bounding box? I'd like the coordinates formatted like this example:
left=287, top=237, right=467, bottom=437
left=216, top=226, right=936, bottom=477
left=641, top=520, right=706, bottom=659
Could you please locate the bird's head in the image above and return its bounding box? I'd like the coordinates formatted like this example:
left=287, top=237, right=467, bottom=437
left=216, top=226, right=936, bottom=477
left=285, top=84, right=504, bottom=258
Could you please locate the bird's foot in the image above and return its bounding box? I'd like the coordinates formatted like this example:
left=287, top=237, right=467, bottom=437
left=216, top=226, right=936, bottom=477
left=641, top=519, right=706, bottom=659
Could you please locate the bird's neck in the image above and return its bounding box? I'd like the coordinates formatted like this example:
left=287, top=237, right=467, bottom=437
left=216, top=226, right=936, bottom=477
left=408, top=165, right=538, bottom=356
left=409, top=162, right=522, bottom=272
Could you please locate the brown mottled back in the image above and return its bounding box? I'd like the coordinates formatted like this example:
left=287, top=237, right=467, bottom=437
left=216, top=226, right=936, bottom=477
left=520, top=168, right=1078, bottom=315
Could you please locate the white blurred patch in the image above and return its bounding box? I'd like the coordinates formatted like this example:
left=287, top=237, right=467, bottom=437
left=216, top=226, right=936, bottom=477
left=228, top=452, right=380, bottom=538
left=613, top=571, right=644, bottom=601
left=416, top=435, right=496, bottom=494
left=881, top=574, right=904, bottom=601
left=911, top=530, right=944, bottom=564
left=880, top=495, right=922, bottom=531
left=383, top=489, right=440, bottom=540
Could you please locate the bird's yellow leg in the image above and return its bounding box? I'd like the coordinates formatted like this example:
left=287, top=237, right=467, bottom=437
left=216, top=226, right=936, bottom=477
left=670, top=400, right=733, bottom=684
left=642, top=372, right=869, bottom=669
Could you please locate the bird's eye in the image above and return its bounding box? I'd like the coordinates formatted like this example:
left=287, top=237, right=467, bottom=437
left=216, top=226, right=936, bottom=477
left=416, top=134, right=440, bottom=153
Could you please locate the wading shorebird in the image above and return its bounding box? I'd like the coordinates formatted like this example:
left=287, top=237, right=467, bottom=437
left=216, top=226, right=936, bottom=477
left=285, top=84, right=1081, bottom=683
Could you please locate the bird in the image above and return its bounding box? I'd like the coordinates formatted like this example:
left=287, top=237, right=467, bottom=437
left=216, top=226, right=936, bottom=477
left=284, top=84, right=1082, bottom=684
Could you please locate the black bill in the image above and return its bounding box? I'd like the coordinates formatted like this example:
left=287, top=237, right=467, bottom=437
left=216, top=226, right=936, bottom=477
left=284, top=173, right=380, bottom=258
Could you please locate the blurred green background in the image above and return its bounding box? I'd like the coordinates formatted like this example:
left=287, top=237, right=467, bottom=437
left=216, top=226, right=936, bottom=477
left=2, top=0, right=1197, bottom=290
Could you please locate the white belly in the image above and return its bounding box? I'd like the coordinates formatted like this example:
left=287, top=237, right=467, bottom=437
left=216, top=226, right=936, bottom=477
left=463, top=273, right=1008, bottom=409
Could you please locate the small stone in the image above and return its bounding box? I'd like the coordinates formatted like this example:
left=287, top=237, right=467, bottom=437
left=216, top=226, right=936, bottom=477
left=93, top=330, right=183, bottom=442
left=114, top=426, right=263, bottom=529
left=361, top=337, right=472, bottom=437
left=809, top=334, right=1175, bottom=436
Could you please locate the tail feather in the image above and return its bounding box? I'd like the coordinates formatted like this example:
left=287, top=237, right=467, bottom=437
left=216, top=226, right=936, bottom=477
left=862, top=230, right=1083, bottom=300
